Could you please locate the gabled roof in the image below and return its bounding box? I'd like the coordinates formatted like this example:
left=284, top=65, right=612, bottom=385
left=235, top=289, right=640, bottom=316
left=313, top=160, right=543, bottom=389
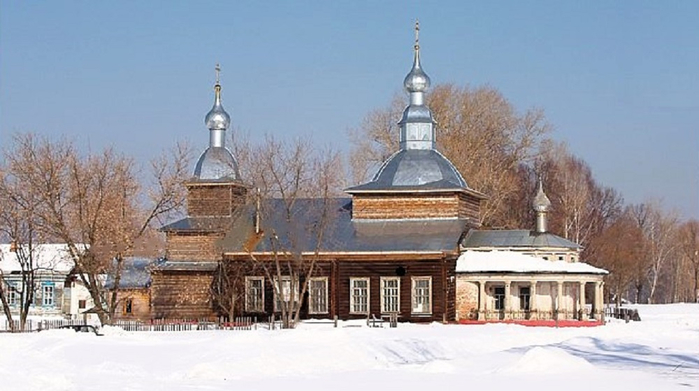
left=462, top=230, right=582, bottom=250
left=220, top=198, right=466, bottom=254
left=456, top=250, right=607, bottom=275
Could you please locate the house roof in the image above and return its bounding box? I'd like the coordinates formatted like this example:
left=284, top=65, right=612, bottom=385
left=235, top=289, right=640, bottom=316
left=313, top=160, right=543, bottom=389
left=104, top=257, right=157, bottom=289
left=151, top=261, right=218, bottom=272
left=0, top=244, right=77, bottom=274
left=462, top=230, right=582, bottom=250
left=160, top=216, right=234, bottom=232
left=456, top=250, right=607, bottom=275
left=220, top=198, right=466, bottom=254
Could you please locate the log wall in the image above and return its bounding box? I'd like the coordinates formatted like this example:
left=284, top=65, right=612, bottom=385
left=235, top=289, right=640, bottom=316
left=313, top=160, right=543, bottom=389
left=166, top=232, right=223, bottom=261
left=150, top=271, right=216, bottom=319
left=352, top=192, right=480, bottom=222
left=186, top=183, right=246, bottom=217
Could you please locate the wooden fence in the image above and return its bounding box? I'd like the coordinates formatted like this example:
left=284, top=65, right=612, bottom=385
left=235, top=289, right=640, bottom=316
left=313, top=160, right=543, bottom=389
left=0, top=319, right=89, bottom=333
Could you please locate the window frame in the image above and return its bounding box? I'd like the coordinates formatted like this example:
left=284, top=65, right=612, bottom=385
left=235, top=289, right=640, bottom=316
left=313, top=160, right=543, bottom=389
left=7, top=283, right=18, bottom=307
left=41, top=282, right=55, bottom=307
left=494, top=286, right=505, bottom=311
left=273, top=276, right=299, bottom=313
left=308, top=277, right=329, bottom=315
left=380, top=277, right=400, bottom=314
left=123, top=298, right=133, bottom=314
left=245, top=276, right=265, bottom=313
left=411, top=276, right=432, bottom=315
left=349, top=277, right=370, bottom=315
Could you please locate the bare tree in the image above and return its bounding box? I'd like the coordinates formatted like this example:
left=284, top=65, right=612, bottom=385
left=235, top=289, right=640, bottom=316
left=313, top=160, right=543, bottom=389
left=629, top=201, right=679, bottom=304
left=349, top=84, right=551, bottom=228
left=243, top=135, right=343, bottom=328
left=678, top=220, right=699, bottom=302
left=590, top=210, right=645, bottom=306
left=2, top=133, right=191, bottom=325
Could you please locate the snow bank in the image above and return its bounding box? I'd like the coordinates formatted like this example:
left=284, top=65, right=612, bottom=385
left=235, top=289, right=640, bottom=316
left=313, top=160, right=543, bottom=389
left=504, top=346, right=594, bottom=374
left=1, top=304, right=697, bottom=390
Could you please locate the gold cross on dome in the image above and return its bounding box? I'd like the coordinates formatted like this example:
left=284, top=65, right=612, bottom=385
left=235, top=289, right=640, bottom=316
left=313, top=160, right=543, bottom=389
left=414, top=19, right=420, bottom=50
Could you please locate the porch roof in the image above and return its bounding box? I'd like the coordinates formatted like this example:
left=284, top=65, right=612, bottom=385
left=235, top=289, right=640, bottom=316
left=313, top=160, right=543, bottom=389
left=456, top=250, right=607, bottom=275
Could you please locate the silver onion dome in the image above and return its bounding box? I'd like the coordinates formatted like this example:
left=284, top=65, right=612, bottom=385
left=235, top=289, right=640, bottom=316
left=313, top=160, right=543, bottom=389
left=532, top=178, right=552, bottom=212
left=205, top=84, right=230, bottom=131
left=192, top=64, right=241, bottom=182
left=403, top=47, right=431, bottom=93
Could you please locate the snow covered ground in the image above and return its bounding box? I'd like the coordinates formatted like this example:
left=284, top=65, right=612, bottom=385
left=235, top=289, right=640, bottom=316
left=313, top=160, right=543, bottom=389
left=1, top=304, right=697, bottom=391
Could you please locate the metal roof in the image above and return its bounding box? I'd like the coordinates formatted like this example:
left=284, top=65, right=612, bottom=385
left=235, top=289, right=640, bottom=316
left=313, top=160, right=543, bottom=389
left=192, top=147, right=240, bottom=182
left=152, top=261, right=218, bottom=272
left=220, top=198, right=466, bottom=254
left=104, top=257, right=156, bottom=289
left=462, top=230, right=582, bottom=250
left=345, top=149, right=470, bottom=193
left=160, top=216, right=234, bottom=232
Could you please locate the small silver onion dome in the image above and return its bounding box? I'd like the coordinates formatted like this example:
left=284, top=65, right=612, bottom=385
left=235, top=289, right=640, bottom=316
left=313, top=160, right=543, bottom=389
left=205, top=84, right=230, bottom=130
left=532, top=178, right=552, bottom=212
left=403, top=21, right=431, bottom=93
left=403, top=49, right=431, bottom=93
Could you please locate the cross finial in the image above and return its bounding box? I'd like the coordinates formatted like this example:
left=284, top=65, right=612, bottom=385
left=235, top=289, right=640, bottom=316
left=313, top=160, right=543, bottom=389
left=215, top=63, right=221, bottom=85
left=414, top=19, right=420, bottom=51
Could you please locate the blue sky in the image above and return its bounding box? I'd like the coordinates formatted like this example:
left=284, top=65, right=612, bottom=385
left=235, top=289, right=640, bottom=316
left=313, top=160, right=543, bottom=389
left=1, top=1, right=697, bottom=219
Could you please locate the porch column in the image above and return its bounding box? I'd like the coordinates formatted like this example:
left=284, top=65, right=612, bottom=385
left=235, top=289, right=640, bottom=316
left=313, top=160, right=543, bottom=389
left=593, top=281, right=602, bottom=320
left=529, top=280, right=537, bottom=319
left=556, top=281, right=563, bottom=320
left=504, top=280, right=511, bottom=320
left=578, top=281, right=586, bottom=320
left=478, top=280, right=486, bottom=321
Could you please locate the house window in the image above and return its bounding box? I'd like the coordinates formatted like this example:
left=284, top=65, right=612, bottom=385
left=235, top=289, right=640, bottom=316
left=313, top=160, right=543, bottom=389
left=519, top=287, right=531, bottom=311
left=349, top=278, right=369, bottom=314
left=78, top=300, right=86, bottom=310
left=381, top=277, right=400, bottom=313
left=7, top=284, right=18, bottom=306
left=273, top=276, right=298, bottom=312
left=411, top=277, right=432, bottom=315
left=245, top=277, right=265, bottom=313
left=494, top=287, right=505, bottom=311
left=309, top=277, right=328, bottom=314
left=42, top=283, right=55, bottom=307
left=123, top=298, right=133, bottom=314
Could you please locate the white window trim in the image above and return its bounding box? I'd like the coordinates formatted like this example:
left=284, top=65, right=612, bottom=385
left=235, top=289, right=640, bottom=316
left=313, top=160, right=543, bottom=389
left=273, top=276, right=299, bottom=312
left=42, top=283, right=55, bottom=307
left=380, top=277, right=400, bottom=314
left=411, top=276, right=432, bottom=315
left=349, top=277, right=370, bottom=315
left=245, top=276, right=265, bottom=313
left=308, top=277, right=329, bottom=315
left=7, top=283, right=18, bottom=306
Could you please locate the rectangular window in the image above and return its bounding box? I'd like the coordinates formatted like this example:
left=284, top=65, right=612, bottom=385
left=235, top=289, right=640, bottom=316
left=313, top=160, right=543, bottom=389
left=308, top=277, right=328, bottom=314
left=349, top=278, right=369, bottom=314
left=7, top=284, right=18, bottom=306
left=42, top=283, right=55, bottom=307
left=381, top=277, right=400, bottom=314
left=411, top=277, right=432, bottom=315
left=494, top=287, right=505, bottom=311
left=78, top=299, right=86, bottom=310
left=123, top=298, right=133, bottom=314
left=273, top=276, right=298, bottom=312
left=519, top=287, right=531, bottom=311
left=245, top=277, right=265, bottom=313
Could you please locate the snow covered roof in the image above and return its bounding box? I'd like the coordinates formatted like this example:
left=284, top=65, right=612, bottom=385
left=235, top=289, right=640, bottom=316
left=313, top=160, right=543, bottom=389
left=456, top=250, right=607, bottom=275
left=0, top=244, right=78, bottom=274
